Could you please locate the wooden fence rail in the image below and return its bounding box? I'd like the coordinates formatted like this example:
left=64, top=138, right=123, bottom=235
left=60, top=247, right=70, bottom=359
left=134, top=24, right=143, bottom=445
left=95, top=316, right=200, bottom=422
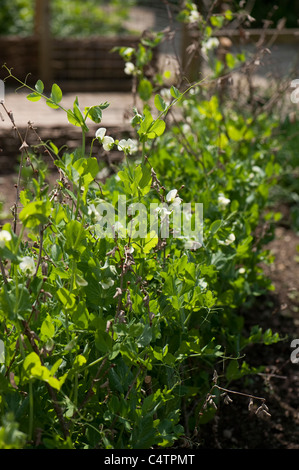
left=0, top=35, right=141, bottom=92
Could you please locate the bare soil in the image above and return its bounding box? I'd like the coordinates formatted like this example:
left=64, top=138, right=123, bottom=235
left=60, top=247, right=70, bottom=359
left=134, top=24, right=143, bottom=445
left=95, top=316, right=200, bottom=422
left=197, top=215, right=299, bottom=449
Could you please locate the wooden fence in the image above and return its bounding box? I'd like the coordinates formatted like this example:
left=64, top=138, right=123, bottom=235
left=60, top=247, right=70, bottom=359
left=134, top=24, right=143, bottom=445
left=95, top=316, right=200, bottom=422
left=0, top=35, right=141, bottom=92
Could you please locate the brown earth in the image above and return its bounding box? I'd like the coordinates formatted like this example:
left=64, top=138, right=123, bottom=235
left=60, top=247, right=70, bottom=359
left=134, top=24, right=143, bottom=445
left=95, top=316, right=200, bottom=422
left=197, top=216, right=299, bottom=449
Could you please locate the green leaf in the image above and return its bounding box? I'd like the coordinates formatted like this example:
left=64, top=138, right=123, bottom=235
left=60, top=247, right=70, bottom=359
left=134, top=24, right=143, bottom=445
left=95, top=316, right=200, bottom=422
left=0, top=283, right=31, bottom=321
left=26, top=79, right=44, bottom=101
left=137, top=324, right=152, bottom=347
left=99, top=101, right=110, bottom=110
left=95, top=329, right=112, bottom=353
left=210, top=15, right=224, bottom=28
left=56, top=287, right=76, bottom=310
left=35, top=79, right=44, bottom=93
left=143, top=231, right=159, bottom=253
left=225, top=53, right=236, bottom=69
left=46, top=99, right=60, bottom=110
left=65, top=219, right=85, bottom=252
left=73, top=97, right=89, bottom=132
left=85, top=105, right=102, bottom=123
left=67, top=109, right=81, bottom=127
left=227, top=123, right=243, bottom=141
left=50, top=83, right=62, bottom=104
left=23, top=352, right=40, bottom=374
left=130, top=415, right=157, bottom=449
left=154, top=94, right=167, bottom=112
left=147, top=119, right=166, bottom=139
left=204, top=290, right=215, bottom=308
left=72, top=157, right=99, bottom=179
left=27, top=92, right=41, bottom=102
left=138, top=78, right=153, bottom=101
left=23, top=352, right=66, bottom=391
left=19, top=199, right=51, bottom=229
left=40, top=315, right=55, bottom=341
left=170, top=85, right=182, bottom=99
left=224, top=9, right=233, bottom=20
left=209, top=219, right=222, bottom=236
left=72, top=354, right=87, bottom=370
left=138, top=163, right=152, bottom=194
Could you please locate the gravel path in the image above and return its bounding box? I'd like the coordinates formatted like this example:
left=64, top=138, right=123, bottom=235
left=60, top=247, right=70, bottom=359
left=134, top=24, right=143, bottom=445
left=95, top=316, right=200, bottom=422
left=1, top=89, right=135, bottom=130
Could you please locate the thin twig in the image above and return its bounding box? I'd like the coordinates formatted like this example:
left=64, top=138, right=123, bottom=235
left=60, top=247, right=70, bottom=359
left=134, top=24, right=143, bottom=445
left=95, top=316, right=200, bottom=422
left=0, top=256, right=8, bottom=284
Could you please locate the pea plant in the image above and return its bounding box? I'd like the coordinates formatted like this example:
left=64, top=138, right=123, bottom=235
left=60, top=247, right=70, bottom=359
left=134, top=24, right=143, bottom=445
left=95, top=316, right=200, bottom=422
left=0, top=2, right=283, bottom=449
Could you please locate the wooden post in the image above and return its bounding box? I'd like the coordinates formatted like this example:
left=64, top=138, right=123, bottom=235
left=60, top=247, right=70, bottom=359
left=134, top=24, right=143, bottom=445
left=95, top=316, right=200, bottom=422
left=34, top=0, right=52, bottom=89
left=181, top=0, right=203, bottom=83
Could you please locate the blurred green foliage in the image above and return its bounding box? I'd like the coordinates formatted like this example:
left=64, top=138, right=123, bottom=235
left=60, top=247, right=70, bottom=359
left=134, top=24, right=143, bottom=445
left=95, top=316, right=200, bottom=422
left=0, top=0, right=136, bottom=37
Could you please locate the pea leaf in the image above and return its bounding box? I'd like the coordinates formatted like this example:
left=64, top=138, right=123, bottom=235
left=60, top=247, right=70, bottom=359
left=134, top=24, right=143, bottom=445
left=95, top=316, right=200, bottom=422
left=170, top=85, right=182, bottom=99
left=27, top=79, right=44, bottom=101
left=50, top=83, right=62, bottom=104
left=148, top=119, right=166, bottom=139
left=35, top=79, right=44, bottom=93
left=27, top=92, right=41, bottom=102
left=154, top=94, right=167, bottom=112
left=138, top=78, right=153, bottom=101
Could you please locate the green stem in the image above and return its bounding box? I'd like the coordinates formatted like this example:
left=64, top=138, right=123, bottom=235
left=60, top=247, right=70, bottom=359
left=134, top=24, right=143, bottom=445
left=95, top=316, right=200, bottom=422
left=3, top=66, right=68, bottom=114
left=0, top=255, right=8, bottom=284
left=89, top=137, right=96, bottom=158
left=142, top=142, right=146, bottom=165
left=14, top=225, right=25, bottom=256
left=81, top=129, right=86, bottom=157
left=74, top=176, right=82, bottom=220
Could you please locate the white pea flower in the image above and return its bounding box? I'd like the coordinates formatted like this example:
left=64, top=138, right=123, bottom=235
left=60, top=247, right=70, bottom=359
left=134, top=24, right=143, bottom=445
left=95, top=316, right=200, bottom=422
left=102, top=136, right=115, bottom=151
left=96, top=127, right=115, bottom=151
left=226, top=233, right=235, bottom=244
left=166, top=189, right=182, bottom=206
left=189, top=9, right=200, bottom=23
left=124, top=62, right=136, bottom=75
left=181, top=123, right=191, bottom=134
left=0, top=230, right=11, bottom=248
left=19, top=256, right=35, bottom=276
left=172, top=197, right=182, bottom=207
left=218, top=194, right=231, bottom=209
left=154, top=206, right=172, bottom=218
left=166, top=189, right=178, bottom=203
left=101, top=278, right=114, bottom=290
left=76, top=275, right=88, bottom=287
left=117, top=138, right=138, bottom=155
left=114, top=221, right=124, bottom=231
left=122, top=47, right=135, bottom=59
left=88, top=203, right=102, bottom=221
left=201, top=37, right=219, bottom=55
left=238, top=267, right=246, bottom=274
left=184, top=239, right=202, bottom=250
left=95, top=127, right=106, bottom=140
left=219, top=233, right=235, bottom=246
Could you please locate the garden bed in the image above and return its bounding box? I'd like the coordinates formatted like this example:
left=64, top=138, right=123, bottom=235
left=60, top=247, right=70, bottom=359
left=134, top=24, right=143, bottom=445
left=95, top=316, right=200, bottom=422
left=1, top=3, right=299, bottom=451
left=0, top=171, right=299, bottom=449
left=198, top=221, right=299, bottom=449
